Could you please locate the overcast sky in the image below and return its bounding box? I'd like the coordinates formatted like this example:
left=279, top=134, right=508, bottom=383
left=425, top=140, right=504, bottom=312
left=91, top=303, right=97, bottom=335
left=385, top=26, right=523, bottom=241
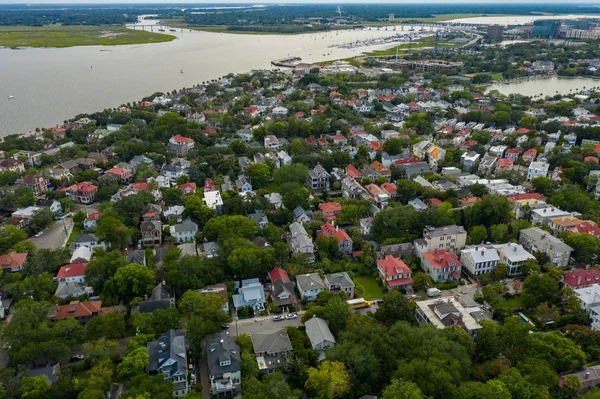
left=2, top=0, right=600, bottom=4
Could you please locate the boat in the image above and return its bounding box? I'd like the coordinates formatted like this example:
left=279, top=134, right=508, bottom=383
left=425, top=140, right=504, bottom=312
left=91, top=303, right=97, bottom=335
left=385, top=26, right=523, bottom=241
left=180, top=65, right=184, bottom=73
left=158, top=29, right=165, bottom=32
left=169, top=29, right=176, bottom=32
left=7, top=95, right=14, bottom=99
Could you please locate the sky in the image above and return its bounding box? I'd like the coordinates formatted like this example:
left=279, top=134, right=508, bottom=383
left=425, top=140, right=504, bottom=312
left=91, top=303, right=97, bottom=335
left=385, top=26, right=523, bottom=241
left=2, top=0, right=600, bottom=3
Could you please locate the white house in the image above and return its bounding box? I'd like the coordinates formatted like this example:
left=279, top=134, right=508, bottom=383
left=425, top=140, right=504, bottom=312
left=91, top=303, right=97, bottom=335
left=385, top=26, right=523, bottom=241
left=169, top=219, right=199, bottom=243
left=296, top=273, right=325, bottom=301
left=527, top=161, right=550, bottom=181
left=460, top=246, right=500, bottom=277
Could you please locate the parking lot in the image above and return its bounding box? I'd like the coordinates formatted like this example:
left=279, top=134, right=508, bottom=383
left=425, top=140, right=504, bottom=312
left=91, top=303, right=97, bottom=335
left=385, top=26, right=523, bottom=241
left=232, top=313, right=303, bottom=336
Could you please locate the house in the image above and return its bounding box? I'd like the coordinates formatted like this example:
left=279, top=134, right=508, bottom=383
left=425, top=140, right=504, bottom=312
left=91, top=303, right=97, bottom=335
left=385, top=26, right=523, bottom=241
left=408, top=198, right=428, bottom=211
left=204, top=191, right=224, bottom=213
left=264, top=135, right=280, bottom=150
left=56, top=263, right=87, bottom=283
left=418, top=225, right=467, bottom=255
left=235, top=175, right=253, bottom=193
left=519, top=227, right=573, bottom=267
left=104, top=167, right=133, bottom=184
left=84, top=212, right=102, bottom=230
left=531, top=207, right=572, bottom=226
left=319, top=223, right=353, bottom=256
left=493, top=243, right=536, bottom=276
left=72, top=233, right=105, bottom=251
left=271, top=274, right=297, bottom=308
left=248, top=213, right=269, bottom=229
left=70, top=246, right=93, bottom=264
left=574, top=285, right=600, bottom=314
left=55, top=281, right=92, bottom=299
left=380, top=243, right=415, bottom=259
left=139, top=282, right=176, bottom=313
left=305, top=316, right=335, bottom=360
left=141, top=221, right=162, bottom=247
left=522, top=148, right=537, bottom=163
left=203, top=242, right=221, bottom=259
left=179, top=182, right=197, bottom=195
left=563, top=269, right=600, bottom=290
left=197, top=283, right=229, bottom=313
left=460, top=246, right=500, bottom=277
left=169, top=134, right=195, bottom=156
left=50, top=300, right=112, bottom=322
left=162, top=165, right=185, bottom=183
left=0, top=252, right=27, bottom=272
left=18, top=174, right=52, bottom=196
left=169, top=219, right=198, bottom=243
left=26, top=364, right=61, bottom=383
left=415, top=297, right=482, bottom=336
left=309, top=164, right=331, bottom=192
left=318, top=202, right=342, bottom=221
left=296, top=273, right=325, bottom=301
left=233, top=278, right=266, bottom=312
left=62, top=181, right=98, bottom=204
left=568, top=221, right=600, bottom=238
left=371, top=161, right=391, bottom=179
left=548, top=216, right=584, bottom=235
left=126, top=249, right=146, bottom=265
left=46, top=167, right=73, bottom=181
left=377, top=255, right=413, bottom=290
left=360, top=217, right=372, bottom=235
left=324, top=272, right=355, bottom=299
left=560, top=365, right=600, bottom=392
left=289, top=222, right=315, bottom=263
left=421, top=250, right=463, bottom=283
left=461, top=152, right=481, bottom=172
left=147, top=330, right=189, bottom=397
left=130, top=155, right=154, bottom=169
left=251, top=329, right=293, bottom=373
left=365, top=184, right=389, bottom=207
left=207, top=333, right=241, bottom=396
left=527, top=161, right=550, bottom=181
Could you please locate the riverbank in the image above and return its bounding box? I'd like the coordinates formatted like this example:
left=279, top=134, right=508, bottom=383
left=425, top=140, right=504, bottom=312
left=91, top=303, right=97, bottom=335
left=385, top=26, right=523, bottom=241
left=0, top=25, right=175, bottom=48
left=161, top=18, right=356, bottom=35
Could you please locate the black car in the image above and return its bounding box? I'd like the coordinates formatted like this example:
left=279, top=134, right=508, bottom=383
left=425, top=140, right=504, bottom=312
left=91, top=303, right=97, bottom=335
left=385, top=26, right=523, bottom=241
left=221, top=324, right=229, bottom=330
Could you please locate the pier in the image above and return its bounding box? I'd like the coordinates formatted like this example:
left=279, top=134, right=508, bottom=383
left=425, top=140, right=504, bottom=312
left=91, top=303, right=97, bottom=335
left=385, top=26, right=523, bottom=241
left=271, top=57, right=302, bottom=68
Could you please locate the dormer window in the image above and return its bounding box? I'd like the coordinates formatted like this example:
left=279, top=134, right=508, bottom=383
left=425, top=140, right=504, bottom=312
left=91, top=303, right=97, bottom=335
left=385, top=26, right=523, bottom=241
left=220, top=360, right=231, bottom=367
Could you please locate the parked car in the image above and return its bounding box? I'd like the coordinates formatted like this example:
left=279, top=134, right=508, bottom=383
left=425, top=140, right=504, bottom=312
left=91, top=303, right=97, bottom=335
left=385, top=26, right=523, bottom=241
left=70, top=354, right=84, bottom=362
left=221, top=324, right=229, bottom=330
left=272, top=315, right=284, bottom=321
left=285, top=313, right=297, bottom=320
left=34, top=231, right=44, bottom=238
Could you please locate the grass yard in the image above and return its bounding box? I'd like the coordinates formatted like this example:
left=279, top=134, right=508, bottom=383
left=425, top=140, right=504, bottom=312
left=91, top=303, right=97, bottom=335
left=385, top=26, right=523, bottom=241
left=0, top=25, right=175, bottom=48
left=67, top=224, right=81, bottom=243
left=505, top=296, right=523, bottom=310
left=354, top=275, right=385, bottom=300
left=364, top=36, right=460, bottom=57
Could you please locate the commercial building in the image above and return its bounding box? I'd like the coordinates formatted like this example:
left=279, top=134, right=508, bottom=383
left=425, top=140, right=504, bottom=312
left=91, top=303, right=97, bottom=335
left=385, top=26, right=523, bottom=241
left=486, top=25, right=504, bottom=40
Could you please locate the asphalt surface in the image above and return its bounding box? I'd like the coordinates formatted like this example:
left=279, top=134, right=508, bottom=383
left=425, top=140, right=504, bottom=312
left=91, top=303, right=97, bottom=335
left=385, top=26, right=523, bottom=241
left=29, top=217, right=73, bottom=250
left=232, top=314, right=303, bottom=336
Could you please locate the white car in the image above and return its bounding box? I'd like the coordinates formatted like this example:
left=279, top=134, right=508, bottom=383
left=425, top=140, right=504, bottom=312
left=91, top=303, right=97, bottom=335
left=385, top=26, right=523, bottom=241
left=34, top=231, right=44, bottom=238
left=285, top=313, right=298, bottom=320
left=272, top=315, right=284, bottom=321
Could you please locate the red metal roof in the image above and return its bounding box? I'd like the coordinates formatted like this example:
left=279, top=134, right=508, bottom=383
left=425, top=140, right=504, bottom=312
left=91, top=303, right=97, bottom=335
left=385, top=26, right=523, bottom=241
left=57, top=263, right=87, bottom=279
left=52, top=301, right=111, bottom=321
left=381, top=182, right=397, bottom=194
left=506, top=193, right=545, bottom=203
left=346, top=164, right=361, bottom=179
left=0, top=252, right=27, bottom=270
left=422, top=250, right=462, bottom=269
left=269, top=266, right=290, bottom=283
left=377, top=255, right=411, bottom=278
left=171, top=134, right=194, bottom=144
left=563, top=269, right=600, bottom=289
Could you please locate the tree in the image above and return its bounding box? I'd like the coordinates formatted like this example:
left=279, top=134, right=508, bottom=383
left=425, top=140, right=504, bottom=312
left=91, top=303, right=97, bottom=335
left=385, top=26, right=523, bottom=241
left=0, top=225, right=27, bottom=253
left=283, top=188, right=310, bottom=210
left=305, top=361, right=350, bottom=399
left=117, top=347, right=149, bottom=379
left=564, top=233, right=600, bottom=264
left=382, top=378, right=427, bottom=399
left=374, top=290, right=415, bottom=325
left=183, top=194, right=216, bottom=227
left=480, top=195, right=511, bottom=227
left=323, top=297, right=351, bottom=335
left=203, top=215, right=258, bottom=243
left=468, top=225, right=488, bottom=245
left=488, top=224, right=509, bottom=243
left=522, top=272, right=560, bottom=308
left=20, top=376, right=51, bottom=399
left=30, top=208, right=53, bottom=233
left=396, top=180, right=420, bottom=204
left=246, top=163, right=271, bottom=189
left=178, top=290, right=228, bottom=320
left=95, top=214, right=129, bottom=250
left=273, top=164, right=310, bottom=185
left=164, top=188, right=183, bottom=207
left=86, top=312, right=127, bottom=340
left=110, top=263, right=156, bottom=303
left=84, top=249, right=127, bottom=292
left=531, top=176, right=558, bottom=197
left=475, top=321, right=502, bottom=362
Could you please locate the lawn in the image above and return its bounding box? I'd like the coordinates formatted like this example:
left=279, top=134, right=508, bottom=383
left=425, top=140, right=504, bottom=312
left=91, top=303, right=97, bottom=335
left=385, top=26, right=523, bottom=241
left=354, top=275, right=385, bottom=300
left=364, top=36, right=459, bottom=57
left=505, top=296, right=523, bottom=310
left=0, top=25, right=176, bottom=48
left=67, top=224, right=81, bottom=243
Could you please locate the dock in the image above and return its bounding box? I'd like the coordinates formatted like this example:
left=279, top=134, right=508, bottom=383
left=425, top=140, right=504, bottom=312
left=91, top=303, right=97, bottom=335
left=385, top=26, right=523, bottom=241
left=271, top=57, right=302, bottom=68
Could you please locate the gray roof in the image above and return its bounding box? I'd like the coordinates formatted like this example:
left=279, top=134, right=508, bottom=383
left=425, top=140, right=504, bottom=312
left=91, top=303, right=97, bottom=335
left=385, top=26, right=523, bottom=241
left=289, top=222, right=308, bottom=238
left=309, top=164, right=330, bottom=179
left=141, top=220, right=161, bottom=233
left=248, top=213, right=268, bottom=226
left=55, top=282, right=91, bottom=297
left=126, top=250, right=146, bottom=265
left=178, top=242, right=198, bottom=257
left=461, top=246, right=500, bottom=263
left=272, top=279, right=297, bottom=306
left=154, top=248, right=172, bottom=266
left=147, top=330, right=187, bottom=378
left=139, top=299, right=171, bottom=313
left=519, top=227, right=573, bottom=252
left=204, top=241, right=220, bottom=256
left=324, top=272, right=354, bottom=290
left=424, top=225, right=466, bottom=238
left=296, top=273, right=325, bottom=292
left=206, top=333, right=241, bottom=376
left=251, top=329, right=292, bottom=354
left=305, top=316, right=335, bottom=349
left=172, top=218, right=198, bottom=233
left=74, top=233, right=98, bottom=244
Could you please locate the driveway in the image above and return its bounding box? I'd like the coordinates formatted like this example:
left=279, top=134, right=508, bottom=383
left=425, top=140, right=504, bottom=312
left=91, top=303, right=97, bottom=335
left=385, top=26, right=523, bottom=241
left=29, top=217, right=73, bottom=250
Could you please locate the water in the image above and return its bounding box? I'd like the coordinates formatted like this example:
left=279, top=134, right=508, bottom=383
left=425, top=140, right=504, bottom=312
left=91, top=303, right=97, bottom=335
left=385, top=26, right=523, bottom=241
left=487, top=76, right=600, bottom=97
left=449, top=14, right=599, bottom=26
left=0, top=23, right=436, bottom=136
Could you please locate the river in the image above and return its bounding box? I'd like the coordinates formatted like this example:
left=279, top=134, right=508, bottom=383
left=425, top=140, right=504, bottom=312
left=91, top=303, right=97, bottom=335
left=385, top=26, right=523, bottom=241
left=487, top=76, right=600, bottom=98
left=0, top=23, right=435, bottom=136
left=449, top=14, right=600, bottom=26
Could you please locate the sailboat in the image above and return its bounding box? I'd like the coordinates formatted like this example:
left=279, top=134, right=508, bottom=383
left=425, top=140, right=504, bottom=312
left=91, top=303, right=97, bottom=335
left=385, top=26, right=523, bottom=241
left=7, top=95, right=14, bottom=99
left=180, top=65, right=184, bottom=74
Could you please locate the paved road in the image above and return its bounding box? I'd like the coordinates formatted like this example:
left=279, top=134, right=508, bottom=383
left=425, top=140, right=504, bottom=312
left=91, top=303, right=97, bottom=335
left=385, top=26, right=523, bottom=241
left=29, top=217, right=73, bottom=250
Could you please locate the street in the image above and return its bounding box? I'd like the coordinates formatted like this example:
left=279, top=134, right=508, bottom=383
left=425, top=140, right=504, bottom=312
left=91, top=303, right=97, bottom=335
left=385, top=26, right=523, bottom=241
left=29, top=217, right=73, bottom=250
